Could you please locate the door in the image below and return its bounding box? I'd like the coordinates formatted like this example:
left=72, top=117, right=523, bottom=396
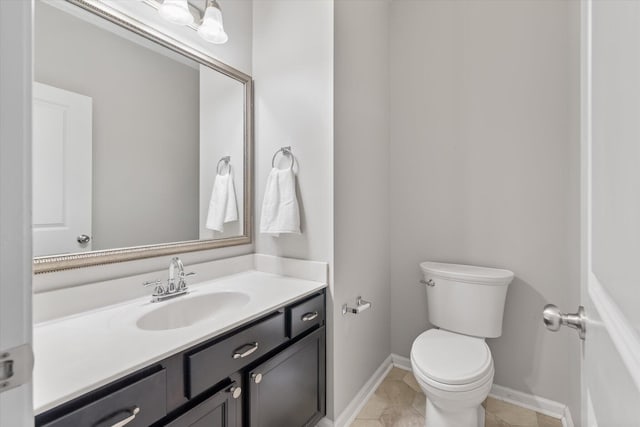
left=581, top=1, right=640, bottom=425
left=32, top=82, right=92, bottom=256
left=0, top=0, right=34, bottom=425
left=163, top=377, right=242, bottom=427
left=247, top=328, right=325, bottom=427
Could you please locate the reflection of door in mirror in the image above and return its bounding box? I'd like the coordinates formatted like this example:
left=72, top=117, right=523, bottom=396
left=33, top=82, right=92, bottom=256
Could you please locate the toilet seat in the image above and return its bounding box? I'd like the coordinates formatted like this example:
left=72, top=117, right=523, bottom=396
left=411, top=329, right=493, bottom=391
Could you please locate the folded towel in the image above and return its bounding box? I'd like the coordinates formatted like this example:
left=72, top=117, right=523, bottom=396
left=260, top=167, right=300, bottom=235
left=206, top=167, right=238, bottom=232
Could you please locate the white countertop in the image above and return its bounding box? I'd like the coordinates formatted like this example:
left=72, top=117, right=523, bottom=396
left=34, top=270, right=326, bottom=414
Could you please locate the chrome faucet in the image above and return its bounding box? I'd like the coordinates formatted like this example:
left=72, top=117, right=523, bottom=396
left=143, top=257, right=196, bottom=303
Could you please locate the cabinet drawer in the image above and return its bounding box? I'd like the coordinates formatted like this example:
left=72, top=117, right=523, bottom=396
left=287, top=293, right=324, bottom=339
left=40, top=369, right=167, bottom=427
left=186, top=312, right=286, bottom=399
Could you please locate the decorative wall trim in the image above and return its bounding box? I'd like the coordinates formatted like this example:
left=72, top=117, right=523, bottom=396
left=588, top=273, right=640, bottom=393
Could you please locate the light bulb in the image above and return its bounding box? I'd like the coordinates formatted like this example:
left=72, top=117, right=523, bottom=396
left=158, top=0, right=194, bottom=26
left=197, top=2, right=228, bottom=44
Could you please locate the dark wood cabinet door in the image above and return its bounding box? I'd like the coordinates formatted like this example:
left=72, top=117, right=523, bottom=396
left=164, top=379, right=242, bottom=427
left=247, top=327, right=325, bottom=427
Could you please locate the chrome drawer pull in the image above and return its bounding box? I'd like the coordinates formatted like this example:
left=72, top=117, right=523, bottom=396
left=110, top=407, right=140, bottom=427
left=301, top=311, right=319, bottom=322
left=232, top=342, right=259, bottom=359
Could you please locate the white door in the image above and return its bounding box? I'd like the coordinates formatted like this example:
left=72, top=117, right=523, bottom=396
left=0, top=0, right=34, bottom=425
left=581, top=0, right=640, bottom=425
left=32, top=82, right=92, bottom=256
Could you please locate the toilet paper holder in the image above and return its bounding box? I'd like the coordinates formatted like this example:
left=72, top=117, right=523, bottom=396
left=342, top=296, right=372, bottom=315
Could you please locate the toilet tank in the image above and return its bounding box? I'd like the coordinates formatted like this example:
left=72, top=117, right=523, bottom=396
left=420, top=262, right=514, bottom=338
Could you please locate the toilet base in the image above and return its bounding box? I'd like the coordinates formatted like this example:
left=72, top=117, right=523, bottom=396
left=424, top=398, right=485, bottom=427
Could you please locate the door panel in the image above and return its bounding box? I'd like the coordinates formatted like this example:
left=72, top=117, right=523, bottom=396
left=247, top=328, right=325, bottom=427
left=591, top=0, right=640, bottom=337
left=582, top=1, right=640, bottom=425
left=32, top=82, right=92, bottom=256
left=163, top=379, right=241, bottom=427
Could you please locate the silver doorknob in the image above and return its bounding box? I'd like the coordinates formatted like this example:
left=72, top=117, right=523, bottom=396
left=542, top=304, right=586, bottom=340
left=77, top=234, right=91, bottom=244
left=251, top=373, right=262, bottom=384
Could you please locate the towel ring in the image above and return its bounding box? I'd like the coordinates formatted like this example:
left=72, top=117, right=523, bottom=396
left=271, top=146, right=294, bottom=170
left=217, top=156, right=231, bottom=175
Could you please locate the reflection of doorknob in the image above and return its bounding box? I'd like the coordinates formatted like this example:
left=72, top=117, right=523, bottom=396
left=543, top=304, right=586, bottom=340
left=77, top=234, right=91, bottom=244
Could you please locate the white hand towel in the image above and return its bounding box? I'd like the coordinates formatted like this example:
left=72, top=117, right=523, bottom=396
left=260, top=168, right=301, bottom=235
left=206, top=168, right=238, bottom=232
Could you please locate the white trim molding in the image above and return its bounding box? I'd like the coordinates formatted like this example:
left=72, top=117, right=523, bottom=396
left=391, top=353, right=411, bottom=371
left=317, top=355, right=393, bottom=427
left=489, top=385, right=574, bottom=427
left=588, top=273, right=640, bottom=393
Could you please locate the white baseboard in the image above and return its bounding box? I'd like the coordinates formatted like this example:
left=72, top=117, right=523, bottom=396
left=391, top=353, right=411, bottom=371
left=317, top=355, right=393, bottom=427
left=486, top=384, right=573, bottom=427
left=317, top=353, right=573, bottom=427
left=315, top=418, right=334, bottom=427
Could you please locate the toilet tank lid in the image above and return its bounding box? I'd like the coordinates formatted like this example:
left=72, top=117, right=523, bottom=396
left=420, top=262, right=514, bottom=286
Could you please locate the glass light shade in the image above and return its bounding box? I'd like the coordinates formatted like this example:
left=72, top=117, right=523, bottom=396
left=197, top=5, right=228, bottom=44
left=158, top=0, right=194, bottom=26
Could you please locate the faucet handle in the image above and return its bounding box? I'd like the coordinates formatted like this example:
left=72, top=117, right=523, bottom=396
left=143, top=279, right=165, bottom=295
left=143, top=279, right=162, bottom=288
left=178, top=272, right=196, bottom=290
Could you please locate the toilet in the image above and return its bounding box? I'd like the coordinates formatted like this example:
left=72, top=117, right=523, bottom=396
left=410, top=262, right=514, bottom=427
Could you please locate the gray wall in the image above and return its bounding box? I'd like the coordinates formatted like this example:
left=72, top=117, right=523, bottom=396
left=389, top=0, right=581, bottom=418
left=252, top=0, right=336, bottom=416
left=35, top=1, right=199, bottom=250
left=333, top=0, right=391, bottom=419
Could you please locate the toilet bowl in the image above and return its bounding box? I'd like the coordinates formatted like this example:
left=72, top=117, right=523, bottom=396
left=411, top=329, right=494, bottom=427
left=412, top=262, right=513, bottom=427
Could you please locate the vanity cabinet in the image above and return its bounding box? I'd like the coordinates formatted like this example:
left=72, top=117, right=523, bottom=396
left=35, top=290, right=326, bottom=427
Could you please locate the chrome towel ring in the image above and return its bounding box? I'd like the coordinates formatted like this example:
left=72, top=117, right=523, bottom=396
left=271, top=146, right=294, bottom=170
left=216, top=156, right=231, bottom=175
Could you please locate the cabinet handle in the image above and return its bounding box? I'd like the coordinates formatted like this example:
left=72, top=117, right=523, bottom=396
left=228, top=385, right=242, bottom=399
left=232, top=342, right=259, bottom=359
left=108, top=407, right=140, bottom=427
left=251, top=373, right=263, bottom=384
left=301, top=311, right=319, bottom=322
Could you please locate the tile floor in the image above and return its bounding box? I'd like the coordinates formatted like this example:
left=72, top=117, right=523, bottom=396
left=350, top=368, right=563, bottom=427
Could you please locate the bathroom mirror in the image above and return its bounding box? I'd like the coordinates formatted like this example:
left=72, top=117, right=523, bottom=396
left=32, top=0, right=253, bottom=273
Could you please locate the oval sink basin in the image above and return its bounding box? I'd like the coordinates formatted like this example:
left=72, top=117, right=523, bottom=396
left=136, top=291, right=250, bottom=331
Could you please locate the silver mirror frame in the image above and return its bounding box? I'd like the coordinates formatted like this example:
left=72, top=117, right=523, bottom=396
left=33, top=0, right=254, bottom=274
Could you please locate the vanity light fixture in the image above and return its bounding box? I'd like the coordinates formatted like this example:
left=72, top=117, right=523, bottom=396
left=197, top=0, right=228, bottom=44
left=153, top=0, right=228, bottom=44
left=158, top=0, right=194, bottom=26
